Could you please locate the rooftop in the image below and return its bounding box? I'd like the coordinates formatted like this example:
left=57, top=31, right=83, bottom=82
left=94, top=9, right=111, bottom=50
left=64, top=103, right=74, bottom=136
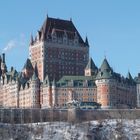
left=32, top=16, right=86, bottom=45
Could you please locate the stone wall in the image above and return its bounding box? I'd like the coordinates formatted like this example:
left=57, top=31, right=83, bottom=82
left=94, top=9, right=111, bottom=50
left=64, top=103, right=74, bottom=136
left=0, top=109, right=140, bottom=124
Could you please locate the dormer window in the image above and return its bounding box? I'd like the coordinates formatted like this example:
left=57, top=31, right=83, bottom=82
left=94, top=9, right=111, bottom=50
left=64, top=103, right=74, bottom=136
left=63, top=30, right=67, bottom=44
left=100, top=72, right=103, bottom=77
left=51, top=28, right=57, bottom=42
left=74, top=32, right=79, bottom=45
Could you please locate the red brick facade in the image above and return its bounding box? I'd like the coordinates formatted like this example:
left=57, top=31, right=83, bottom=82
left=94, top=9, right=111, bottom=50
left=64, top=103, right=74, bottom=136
left=29, top=16, right=89, bottom=82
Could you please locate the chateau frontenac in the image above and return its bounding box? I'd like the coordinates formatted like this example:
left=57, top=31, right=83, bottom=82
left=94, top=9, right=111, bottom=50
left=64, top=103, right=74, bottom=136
left=0, top=16, right=139, bottom=109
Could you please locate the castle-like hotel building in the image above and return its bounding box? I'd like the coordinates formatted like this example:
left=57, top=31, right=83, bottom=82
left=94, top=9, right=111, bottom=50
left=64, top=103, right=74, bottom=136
left=0, top=16, right=139, bottom=109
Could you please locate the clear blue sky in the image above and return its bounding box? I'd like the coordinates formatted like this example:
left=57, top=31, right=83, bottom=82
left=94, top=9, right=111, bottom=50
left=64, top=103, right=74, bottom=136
left=0, top=0, right=140, bottom=77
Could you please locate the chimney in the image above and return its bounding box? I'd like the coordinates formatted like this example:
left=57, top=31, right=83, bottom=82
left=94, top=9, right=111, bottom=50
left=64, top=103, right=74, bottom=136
left=2, top=53, right=5, bottom=63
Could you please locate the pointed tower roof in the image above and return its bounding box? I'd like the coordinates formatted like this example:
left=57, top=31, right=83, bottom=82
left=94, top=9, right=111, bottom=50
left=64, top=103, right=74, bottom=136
left=85, top=36, right=89, bottom=47
left=31, top=63, right=39, bottom=81
left=127, top=71, right=133, bottom=80
left=43, top=75, right=50, bottom=86
left=100, top=58, right=111, bottom=71
left=31, top=70, right=38, bottom=81
left=96, top=58, right=114, bottom=80
left=126, top=71, right=136, bottom=85
left=23, top=58, right=33, bottom=70
left=52, top=78, right=56, bottom=87
left=86, top=58, right=98, bottom=70
left=41, top=16, right=48, bottom=37
left=31, top=72, right=37, bottom=81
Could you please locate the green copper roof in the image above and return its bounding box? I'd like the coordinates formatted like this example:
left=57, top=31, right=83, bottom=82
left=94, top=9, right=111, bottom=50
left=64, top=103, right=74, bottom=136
left=126, top=71, right=136, bottom=85
left=100, top=58, right=111, bottom=71
left=96, top=71, right=114, bottom=80
left=85, top=58, right=98, bottom=71
left=57, top=75, right=96, bottom=87
left=43, top=75, right=50, bottom=85
left=31, top=71, right=38, bottom=81
left=85, top=36, right=89, bottom=47
left=52, top=78, right=56, bottom=86
left=96, top=58, right=114, bottom=79
left=127, top=71, right=133, bottom=80
left=58, top=75, right=96, bottom=83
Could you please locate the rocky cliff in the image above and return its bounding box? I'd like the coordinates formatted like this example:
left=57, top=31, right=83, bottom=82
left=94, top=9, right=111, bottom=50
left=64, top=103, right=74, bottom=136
left=0, top=119, right=140, bottom=140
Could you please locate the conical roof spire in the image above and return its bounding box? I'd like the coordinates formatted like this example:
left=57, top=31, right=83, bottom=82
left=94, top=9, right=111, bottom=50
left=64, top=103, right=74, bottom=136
left=41, top=16, right=48, bottom=36
left=96, top=58, right=113, bottom=80
left=31, top=70, right=38, bottom=81
left=85, top=36, right=89, bottom=47
left=52, top=78, right=56, bottom=87
left=127, top=71, right=133, bottom=80
left=31, top=64, right=39, bottom=81
left=100, top=58, right=111, bottom=71
left=86, top=58, right=98, bottom=71
left=44, top=75, right=50, bottom=86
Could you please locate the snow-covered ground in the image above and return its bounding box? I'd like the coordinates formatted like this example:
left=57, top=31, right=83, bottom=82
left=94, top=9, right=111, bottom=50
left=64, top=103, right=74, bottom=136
left=0, top=119, right=140, bottom=140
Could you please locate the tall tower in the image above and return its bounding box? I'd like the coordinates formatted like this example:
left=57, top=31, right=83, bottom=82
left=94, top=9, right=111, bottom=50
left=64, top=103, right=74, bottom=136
left=95, top=58, right=115, bottom=109
left=30, top=64, right=40, bottom=108
left=41, top=75, right=52, bottom=108
left=29, top=16, right=89, bottom=82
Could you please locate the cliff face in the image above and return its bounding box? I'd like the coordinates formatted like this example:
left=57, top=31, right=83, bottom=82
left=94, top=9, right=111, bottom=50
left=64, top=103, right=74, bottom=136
left=0, top=119, right=140, bottom=140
